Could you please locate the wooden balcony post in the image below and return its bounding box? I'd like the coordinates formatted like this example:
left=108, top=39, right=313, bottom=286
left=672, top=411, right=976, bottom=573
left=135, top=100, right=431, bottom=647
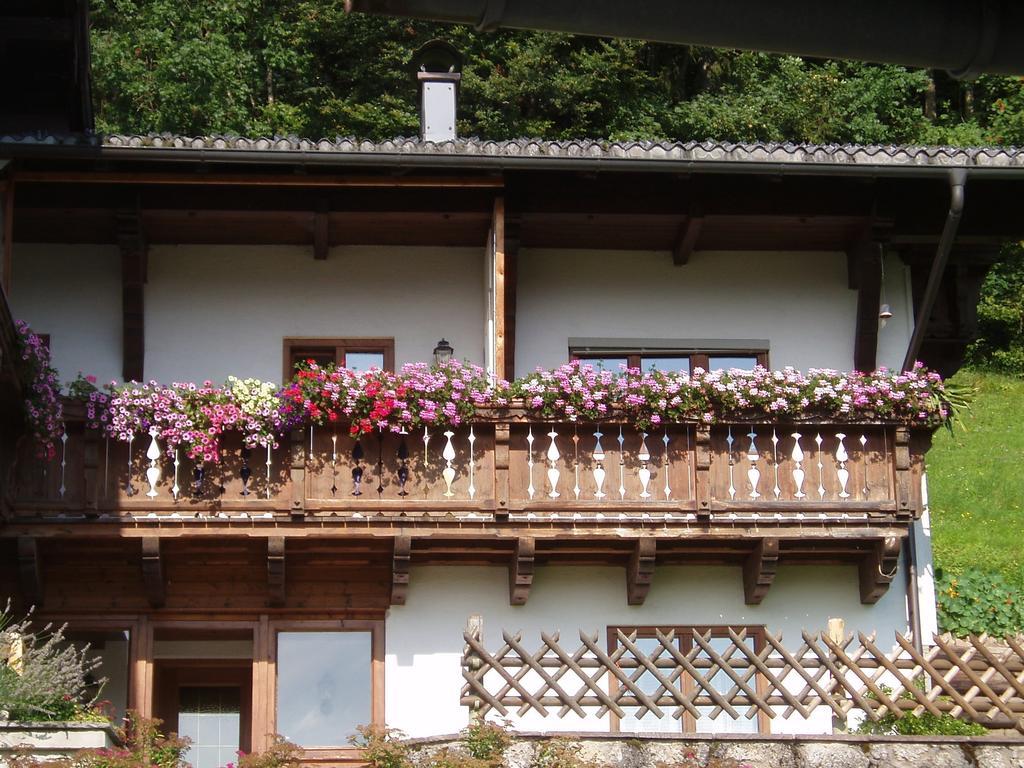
left=694, top=425, right=712, bottom=518
left=289, top=428, right=306, bottom=519
left=494, top=423, right=510, bottom=521
left=83, top=426, right=100, bottom=512
left=893, top=426, right=913, bottom=517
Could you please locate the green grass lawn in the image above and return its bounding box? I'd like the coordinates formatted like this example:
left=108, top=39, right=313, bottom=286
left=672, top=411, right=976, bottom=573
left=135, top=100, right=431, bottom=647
left=927, top=369, right=1024, bottom=592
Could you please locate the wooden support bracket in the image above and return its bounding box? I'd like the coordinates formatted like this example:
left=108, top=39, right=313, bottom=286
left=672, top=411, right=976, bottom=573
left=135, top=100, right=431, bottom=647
left=17, top=537, right=42, bottom=608
left=313, top=199, right=329, bottom=260
left=859, top=536, right=901, bottom=604
left=140, top=538, right=165, bottom=609
left=627, top=538, right=656, bottom=606
left=391, top=535, right=411, bottom=605
left=672, top=206, right=704, bottom=266
left=743, top=538, right=780, bottom=605
left=509, top=536, right=535, bottom=606
left=267, top=536, right=286, bottom=607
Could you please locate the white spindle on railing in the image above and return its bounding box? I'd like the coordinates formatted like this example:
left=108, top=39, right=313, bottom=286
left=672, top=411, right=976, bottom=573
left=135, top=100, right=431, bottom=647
left=546, top=429, right=560, bottom=499
left=815, top=433, right=825, bottom=500
left=860, top=433, right=869, bottom=498
left=526, top=426, right=536, bottom=500
left=145, top=426, right=161, bottom=498
left=617, top=426, right=626, bottom=500
left=662, top=429, right=671, bottom=500
left=572, top=426, right=581, bottom=501
left=835, top=432, right=850, bottom=499
left=468, top=426, right=476, bottom=500
left=746, top=430, right=760, bottom=499
left=172, top=448, right=181, bottom=500
left=593, top=428, right=606, bottom=500
left=442, top=429, right=456, bottom=498
left=638, top=431, right=651, bottom=499
left=726, top=426, right=736, bottom=499
left=265, top=443, right=273, bottom=500
left=58, top=424, right=68, bottom=499
left=791, top=432, right=805, bottom=499
left=771, top=429, right=781, bottom=499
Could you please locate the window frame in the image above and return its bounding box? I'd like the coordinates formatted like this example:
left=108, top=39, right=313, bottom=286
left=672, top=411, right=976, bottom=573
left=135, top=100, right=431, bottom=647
left=570, top=347, right=768, bottom=373
left=270, top=619, right=385, bottom=756
left=282, top=337, right=395, bottom=381
left=606, top=624, right=769, bottom=735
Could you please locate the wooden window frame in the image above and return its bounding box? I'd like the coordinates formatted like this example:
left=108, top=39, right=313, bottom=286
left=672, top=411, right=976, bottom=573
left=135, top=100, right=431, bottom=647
left=270, top=619, right=385, bottom=759
left=571, top=348, right=769, bottom=372
left=607, top=624, right=769, bottom=735
left=283, top=337, right=395, bottom=381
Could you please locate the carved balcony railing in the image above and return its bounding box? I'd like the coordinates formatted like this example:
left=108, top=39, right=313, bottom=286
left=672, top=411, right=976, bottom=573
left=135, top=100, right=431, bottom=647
left=10, top=403, right=928, bottom=525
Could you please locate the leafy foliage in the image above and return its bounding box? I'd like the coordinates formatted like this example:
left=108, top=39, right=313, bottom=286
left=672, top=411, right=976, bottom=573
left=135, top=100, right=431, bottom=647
left=0, top=603, right=104, bottom=722
left=965, top=244, right=1024, bottom=376
left=936, top=568, right=1024, bottom=637
left=88, top=2, right=1024, bottom=147
left=350, top=725, right=412, bottom=768
left=856, top=709, right=987, bottom=736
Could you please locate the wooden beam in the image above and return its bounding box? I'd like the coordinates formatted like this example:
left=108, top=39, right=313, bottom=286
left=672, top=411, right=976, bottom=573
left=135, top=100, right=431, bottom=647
left=140, top=537, right=165, bottom=608
left=15, top=171, right=505, bottom=189
left=128, top=615, right=154, bottom=717
left=627, top=538, right=656, bottom=605
left=313, top=199, right=329, bottom=260
left=17, top=537, right=42, bottom=608
left=672, top=206, right=704, bottom=266
left=391, top=535, right=411, bottom=605
left=852, top=240, right=884, bottom=372
left=267, top=536, right=286, bottom=607
left=503, top=215, right=520, bottom=382
left=117, top=210, right=146, bottom=382
left=859, top=536, right=901, bottom=604
left=509, top=536, right=535, bottom=606
left=742, top=538, right=780, bottom=605
left=1, top=180, right=13, bottom=295
left=492, top=197, right=506, bottom=380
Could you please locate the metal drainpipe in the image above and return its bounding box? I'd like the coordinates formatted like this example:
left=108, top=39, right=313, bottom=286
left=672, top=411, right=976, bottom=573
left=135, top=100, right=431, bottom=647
left=901, top=168, right=967, bottom=652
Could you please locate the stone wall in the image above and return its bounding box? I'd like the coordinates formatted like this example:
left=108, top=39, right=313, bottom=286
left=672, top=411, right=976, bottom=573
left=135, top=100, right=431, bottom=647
left=405, top=732, right=1024, bottom=768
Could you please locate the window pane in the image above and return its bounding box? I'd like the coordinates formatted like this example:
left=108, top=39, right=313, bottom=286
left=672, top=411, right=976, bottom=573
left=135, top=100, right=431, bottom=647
left=344, top=352, right=385, bottom=371
left=641, top=357, right=690, bottom=374
left=708, top=356, right=759, bottom=372
left=178, top=686, right=241, bottom=768
left=618, top=636, right=680, bottom=733
left=578, top=357, right=627, bottom=372
left=276, top=632, right=371, bottom=746
left=693, top=636, right=759, bottom=734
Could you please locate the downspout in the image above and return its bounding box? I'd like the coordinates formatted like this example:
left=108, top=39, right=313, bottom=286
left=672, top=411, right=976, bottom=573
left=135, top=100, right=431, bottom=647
left=901, top=167, right=967, bottom=652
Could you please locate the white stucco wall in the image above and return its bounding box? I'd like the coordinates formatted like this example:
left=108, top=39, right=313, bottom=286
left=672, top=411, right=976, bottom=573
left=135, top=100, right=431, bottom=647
left=515, top=249, right=914, bottom=375
left=10, top=244, right=915, bottom=385
left=385, top=564, right=909, bottom=737
left=9, top=244, right=123, bottom=385
left=144, top=245, right=486, bottom=384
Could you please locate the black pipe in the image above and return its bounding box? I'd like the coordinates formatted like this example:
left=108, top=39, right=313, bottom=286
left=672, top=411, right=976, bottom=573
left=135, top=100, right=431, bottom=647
left=346, top=0, right=1022, bottom=77
left=903, top=168, right=967, bottom=370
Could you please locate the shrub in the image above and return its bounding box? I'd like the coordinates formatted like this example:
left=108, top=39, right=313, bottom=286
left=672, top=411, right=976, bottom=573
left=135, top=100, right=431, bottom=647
left=531, top=739, right=596, bottom=768
left=462, top=720, right=512, bottom=762
left=936, top=568, right=1024, bottom=637
left=350, top=724, right=411, bottom=768
left=238, top=736, right=302, bottom=768
left=75, top=713, right=190, bottom=768
left=857, top=710, right=987, bottom=736
left=0, top=603, right=104, bottom=722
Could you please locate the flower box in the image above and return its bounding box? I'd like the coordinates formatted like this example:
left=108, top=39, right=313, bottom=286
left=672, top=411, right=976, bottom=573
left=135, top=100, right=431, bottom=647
left=0, top=721, right=118, bottom=763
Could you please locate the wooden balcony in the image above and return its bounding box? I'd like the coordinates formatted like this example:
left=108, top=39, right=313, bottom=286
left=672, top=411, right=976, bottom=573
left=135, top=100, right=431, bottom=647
left=10, top=403, right=928, bottom=529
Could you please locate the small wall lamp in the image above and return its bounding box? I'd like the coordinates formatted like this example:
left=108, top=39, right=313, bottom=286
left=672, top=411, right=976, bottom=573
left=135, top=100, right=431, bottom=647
left=433, top=338, right=454, bottom=366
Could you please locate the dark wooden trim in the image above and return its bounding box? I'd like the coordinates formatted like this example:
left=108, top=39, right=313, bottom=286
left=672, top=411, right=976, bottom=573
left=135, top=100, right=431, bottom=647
left=117, top=209, right=146, bottom=382
left=509, top=536, right=535, bottom=605
left=129, top=615, right=154, bottom=717
left=626, top=538, right=656, bottom=606
left=742, top=538, right=779, bottom=605
left=859, top=536, right=901, bottom=604
left=17, top=536, right=42, bottom=608
left=390, top=535, right=411, bottom=605
left=141, top=537, right=165, bottom=609
left=266, top=537, right=286, bottom=608
left=14, top=171, right=506, bottom=189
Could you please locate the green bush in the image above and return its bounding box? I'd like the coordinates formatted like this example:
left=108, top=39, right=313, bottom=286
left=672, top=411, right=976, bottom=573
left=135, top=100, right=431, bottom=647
left=936, top=568, right=1024, bottom=637
left=857, top=710, right=987, bottom=736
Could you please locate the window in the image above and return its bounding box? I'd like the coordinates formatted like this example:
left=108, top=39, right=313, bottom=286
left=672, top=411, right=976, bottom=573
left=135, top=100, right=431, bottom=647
left=570, top=347, right=768, bottom=373
left=283, top=338, right=395, bottom=380
left=609, top=626, right=768, bottom=734
left=276, top=631, right=372, bottom=747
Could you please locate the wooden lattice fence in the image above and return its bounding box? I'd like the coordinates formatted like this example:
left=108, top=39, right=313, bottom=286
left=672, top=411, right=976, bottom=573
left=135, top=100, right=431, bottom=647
left=461, top=627, right=1024, bottom=732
